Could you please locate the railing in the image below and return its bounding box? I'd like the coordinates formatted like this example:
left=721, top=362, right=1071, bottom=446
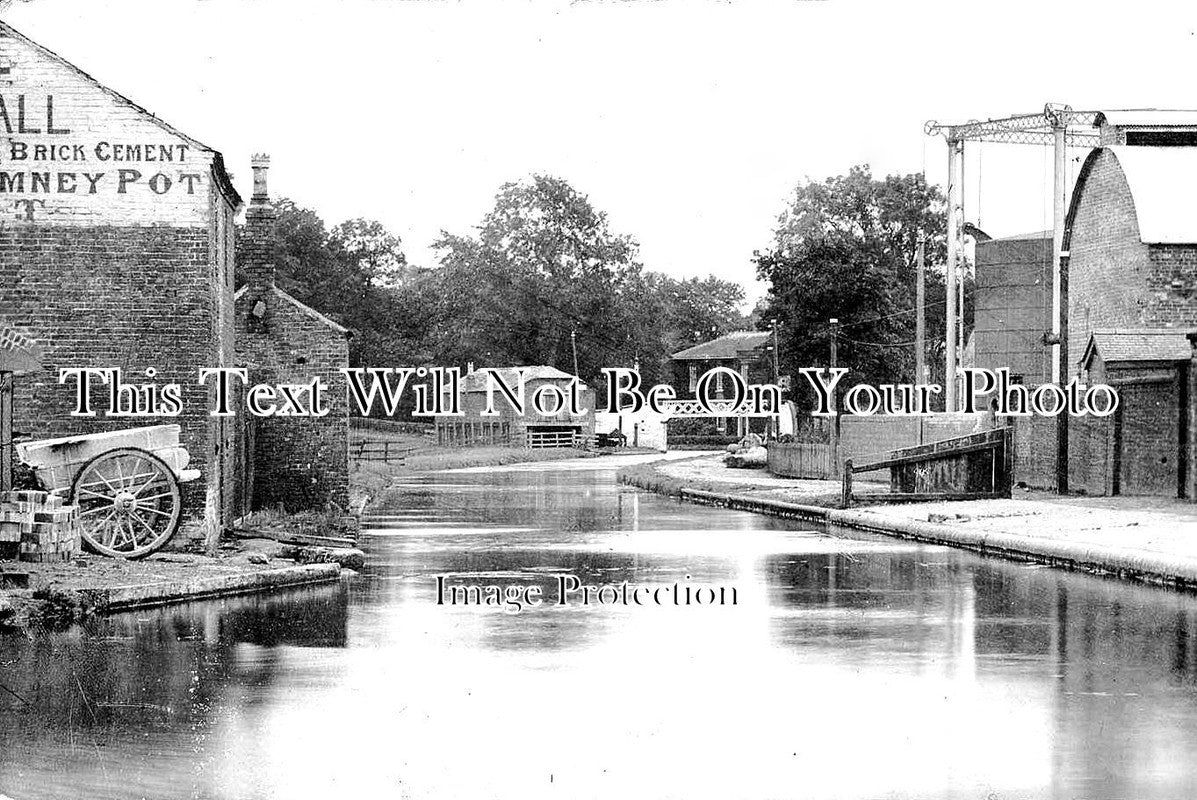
left=526, top=430, right=578, bottom=449
left=352, top=440, right=416, bottom=465
left=841, top=427, right=1013, bottom=508
left=435, top=422, right=512, bottom=447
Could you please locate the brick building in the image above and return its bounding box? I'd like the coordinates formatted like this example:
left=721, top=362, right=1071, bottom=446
left=1062, top=145, right=1197, bottom=498
left=234, top=157, right=350, bottom=511
left=0, top=22, right=241, bottom=546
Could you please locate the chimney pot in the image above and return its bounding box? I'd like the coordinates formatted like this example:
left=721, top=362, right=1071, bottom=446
left=245, top=154, right=277, bottom=291
left=251, top=153, right=270, bottom=202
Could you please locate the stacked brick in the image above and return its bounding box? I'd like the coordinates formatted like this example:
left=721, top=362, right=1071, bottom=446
left=0, top=490, right=80, bottom=562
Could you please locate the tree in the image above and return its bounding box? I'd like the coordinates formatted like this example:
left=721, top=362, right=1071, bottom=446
left=658, top=275, right=748, bottom=355
left=755, top=165, right=968, bottom=408
left=430, top=175, right=650, bottom=381
left=430, top=175, right=750, bottom=387
left=330, top=218, right=407, bottom=289
left=235, top=199, right=428, bottom=368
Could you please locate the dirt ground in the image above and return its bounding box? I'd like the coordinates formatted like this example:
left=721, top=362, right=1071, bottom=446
left=1, top=538, right=292, bottom=592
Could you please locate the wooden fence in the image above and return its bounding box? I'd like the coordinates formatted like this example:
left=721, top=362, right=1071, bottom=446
left=767, top=441, right=834, bottom=480
left=352, top=439, right=416, bottom=465
left=526, top=429, right=580, bottom=449
left=841, top=427, right=1013, bottom=507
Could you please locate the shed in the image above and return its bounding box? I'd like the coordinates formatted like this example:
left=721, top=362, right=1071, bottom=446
left=436, top=366, right=595, bottom=449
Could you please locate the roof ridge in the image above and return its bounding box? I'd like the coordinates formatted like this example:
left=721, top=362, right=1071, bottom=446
left=0, top=20, right=242, bottom=208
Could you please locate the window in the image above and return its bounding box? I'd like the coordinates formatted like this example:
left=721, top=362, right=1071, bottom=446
left=688, top=365, right=698, bottom=393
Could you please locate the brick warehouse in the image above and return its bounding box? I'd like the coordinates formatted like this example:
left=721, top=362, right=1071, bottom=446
left=0, top=22, right=241, bottom=548
left=1062, top=144, right=1197, bottom=498
left=0, top=22, right=350, bottom=547
left=234, top=156, right=350, bottom=512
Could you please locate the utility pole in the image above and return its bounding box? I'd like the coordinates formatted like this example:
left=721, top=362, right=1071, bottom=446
left=915, top=233, right=925, bottom=385
left=945, top=137, right=964, bottom=412
left=1050, top=110, right=1067, bottom=385
left=830, top=317, right=839, bottom=473
left=771, top=317, right=780, bottom=382
left=927, top=103, right=1097, bottom=394
left=570, top=329, right=580, bottom=378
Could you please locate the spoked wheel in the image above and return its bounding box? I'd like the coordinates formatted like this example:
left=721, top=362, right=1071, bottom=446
left=70, top=447, right=182, bottom=559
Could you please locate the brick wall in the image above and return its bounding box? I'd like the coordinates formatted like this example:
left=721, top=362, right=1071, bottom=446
left=0, top=23, right=240, bottom=546
left=234, top=160, right=350, bottom=513
left=2, top=224, right=235, bottom=543
left=1067, top=149, right=1153, bottom=371
left=1013, top=415, right=1057, bottom=490
left=1116, top=372, right=1181, bottom=496
left=235, top=290, right=350, bottom=511
left=1068, top=149, right=1197, bottom=372
left=0, top=24, right=226, bottom=228
left=836, top=415, right=980, bottom=464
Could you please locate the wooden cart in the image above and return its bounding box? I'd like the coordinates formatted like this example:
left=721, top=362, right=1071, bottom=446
left=16, top=425, right=200, bottom=559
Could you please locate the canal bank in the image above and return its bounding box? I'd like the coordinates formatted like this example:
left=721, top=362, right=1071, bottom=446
left=0, top=543, right=349, bottom=631
left=620, top=454, right=1197, bottom=590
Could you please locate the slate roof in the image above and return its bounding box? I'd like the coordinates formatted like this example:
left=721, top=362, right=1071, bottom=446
left=462, top=366, right=580, bottom=392
left=671, top=330, right=770, bottom=361
left=1082, top=328, right=1193, bottom=367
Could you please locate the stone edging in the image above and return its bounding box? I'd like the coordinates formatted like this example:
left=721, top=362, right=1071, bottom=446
left=622, top=472, right=1197, bottom=590
left=83, top=563, right=343, bottom=612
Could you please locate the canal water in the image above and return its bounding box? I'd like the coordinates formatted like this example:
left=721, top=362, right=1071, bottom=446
left=3, top=458, right=1197, bottom=799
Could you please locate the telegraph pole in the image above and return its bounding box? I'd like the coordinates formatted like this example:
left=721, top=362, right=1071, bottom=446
left=1050, top=111, right=1068, bottom=385
left=771, top=318, right=780, bottom=382
left=915, top=233, right=926, bottom=385
left=945, top=137, right=964, bottom=411
left=570, top=329, right=580, bottom=377
left=830, top=317, right=839, bottom=472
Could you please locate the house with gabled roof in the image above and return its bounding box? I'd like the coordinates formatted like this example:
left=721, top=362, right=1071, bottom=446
left=670, top=330, right=773, bottom=437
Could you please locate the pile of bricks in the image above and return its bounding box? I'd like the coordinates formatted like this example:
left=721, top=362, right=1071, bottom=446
left=0, top=490, right=81, bottom=562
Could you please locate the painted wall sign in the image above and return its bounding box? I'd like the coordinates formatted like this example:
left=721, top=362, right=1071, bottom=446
left=0, top=36, right=220, bottom=227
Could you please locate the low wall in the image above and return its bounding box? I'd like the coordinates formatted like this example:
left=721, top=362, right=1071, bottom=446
left=1012, top=415, right=1057, bottom=490
left=839, top=415, right=982, bottom=463
left=771, top=415, right=983, bottom=478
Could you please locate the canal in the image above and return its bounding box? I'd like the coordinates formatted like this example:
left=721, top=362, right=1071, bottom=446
left=3, top=458, right=1197, bottom=798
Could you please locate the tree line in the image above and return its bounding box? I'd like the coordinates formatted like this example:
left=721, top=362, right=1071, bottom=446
left=236, top=167, right=970, bottom=410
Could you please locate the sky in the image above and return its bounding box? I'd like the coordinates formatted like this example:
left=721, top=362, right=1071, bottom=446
left=7, top=0, right=1197, bottom=308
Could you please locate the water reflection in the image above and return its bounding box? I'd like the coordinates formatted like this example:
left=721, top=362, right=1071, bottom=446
left=2, top=462, right=1197, bottom=798
left=0, top=584, right=348, bottom=800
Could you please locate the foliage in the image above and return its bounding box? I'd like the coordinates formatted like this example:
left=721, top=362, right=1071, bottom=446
left=754, top=165, right=973, bottom=407
left=429, top=175, right=746, bottom=385
left=238, top=176, right=749, bottom=398
left=235, top=199, right=432, bottom=369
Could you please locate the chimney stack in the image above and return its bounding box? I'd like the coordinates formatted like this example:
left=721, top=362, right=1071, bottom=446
left=245, top=153, right=276, bottom=290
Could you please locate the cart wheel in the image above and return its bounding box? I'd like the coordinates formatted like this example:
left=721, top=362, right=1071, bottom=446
left=70, top=447, right=182, bottom=559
